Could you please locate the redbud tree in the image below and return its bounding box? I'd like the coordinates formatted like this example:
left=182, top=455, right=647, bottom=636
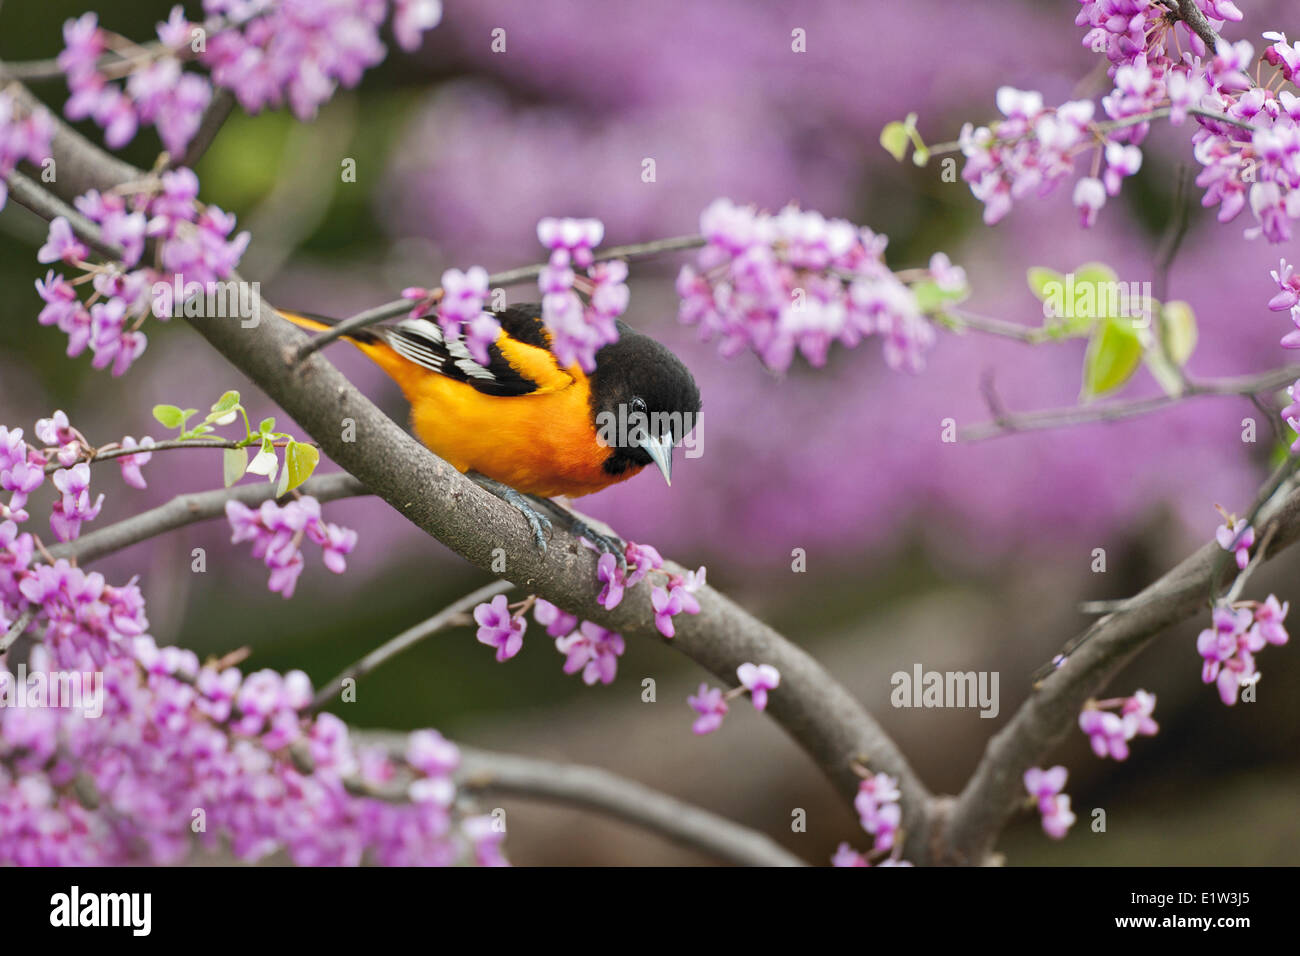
left=0, top=0, right=1296, bottom=866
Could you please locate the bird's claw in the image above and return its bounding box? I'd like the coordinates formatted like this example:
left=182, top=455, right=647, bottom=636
left=521, top=505, right=552, bottom=553
left=468, top=472, right=553, bottom=553
left=570, top=519, right=626, bottom=571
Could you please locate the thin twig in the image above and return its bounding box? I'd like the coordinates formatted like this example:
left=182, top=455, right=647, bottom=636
left=1225, top=522, right=1280, bottom=603
left=41, top=437, right=311, bottom=474
left=1, top=608, right=37, bottom=654
left=5, top=170, right=123, bottom=261
left=946, top=308, right=1050, bottom=344
left=175, top=88, right=236, bottom=169
left=310, top=579, right=514, bottom=712
left=46, top=472, right=367, bottom=565
left=927, top=105, right=1255, bottom=157
left=961, top=364, right=1300, bottom=441
left=1170, top=0, right=1222, bottom=51
left=1153, top=163, right=1193, bottom=305
left=291, top=234, right=707, bottom=360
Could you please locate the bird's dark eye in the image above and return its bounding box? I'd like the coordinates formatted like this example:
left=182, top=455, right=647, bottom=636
left=630, top=396, right=647, bottom=414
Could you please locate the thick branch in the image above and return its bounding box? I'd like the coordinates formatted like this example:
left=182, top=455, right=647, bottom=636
left=455, top=744, right=807, bottom=867
left=932, top=479, right=1300, bottom=864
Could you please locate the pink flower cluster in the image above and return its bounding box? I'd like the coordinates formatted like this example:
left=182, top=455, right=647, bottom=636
left=587, top=538, right=706, bottom=639
left=473, top=593, right=527, bottom=662
left=1215, top=514, right=1255, bottom=570
left=1078, top=690, right=1159, bottom=760
left=687, top=662, right=781, bottom=735
left=201, top=0, right=441, bottom=120
left=1024, top=765, right=1076, bottom=840
left=1197, top=596, right=1289, bottom=706
left=36, top=168, right=249, bottom=376
left=59, top=10, right=211, bottom=155
left=960, top=5, right=1300, bottom=241
left=0, top=92, right=55, bottom=212
left=0, top=428, right=46, bottom=526
left=537, top=217, right=628, bottom=371
left=831, top=771, right=908, bottom=866
left=56, top=3, right=444, bottom=155
left=956, top=89, right=1149, bottom=231
left=2, top=412, right=152, bottom=538
left=831, top=844, right=913, bottom=867
left=537, top=598, right=625, bottom=686
left=1076, top=0, right=1240, bottom=74
left=1, top=420, right=491, bottom=865
left=225, top=496, right=358, bottom=599
left=472, top=593, right=629, bottom=686
left=854, top=772, right=902, bottom=853
left=402, top=266, right=505, bottom=367
left=677, top=199, right=962, bottom=373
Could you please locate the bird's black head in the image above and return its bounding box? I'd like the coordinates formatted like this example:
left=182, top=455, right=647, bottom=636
left=588, top=321, right=701, bottom=485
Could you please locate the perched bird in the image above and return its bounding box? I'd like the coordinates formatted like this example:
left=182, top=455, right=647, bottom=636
left=281, top=305, right=700, bottom=553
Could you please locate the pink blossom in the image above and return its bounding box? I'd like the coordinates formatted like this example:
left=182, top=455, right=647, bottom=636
left=687, top=683, right=729, bottom=735
left=736, top=662, right=780, bottom=711
left=473, top=594, right=525, bottom=662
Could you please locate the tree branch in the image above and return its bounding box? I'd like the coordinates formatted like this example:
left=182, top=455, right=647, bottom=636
left=1169, top=0, right=1222, bottom=52
left=960, top=364, right=1300, bottom=441
left=311, top=579, right=514, bottom=712
left=42, top=437, right=312, bottom=474
left=454, top=744, right=808, bottom=866
left=46, top=472, right=367, bottom=565
left=176, top=88, right=235, bottom=170
left=351, top=729, right=807, bottom=866
left=293, top=234, right=706, bottom=360
left=931, top=477, right=1300, bottom=863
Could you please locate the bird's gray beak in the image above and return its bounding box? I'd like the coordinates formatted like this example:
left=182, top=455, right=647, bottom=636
left=640, top=432, right=674, bottom=486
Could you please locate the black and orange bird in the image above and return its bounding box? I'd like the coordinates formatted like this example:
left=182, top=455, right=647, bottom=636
left=280, top=305, right=700, bottom=555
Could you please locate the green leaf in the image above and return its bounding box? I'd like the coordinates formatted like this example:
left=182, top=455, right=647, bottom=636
left=152, top=404, right=185, bottom=429
left=284, top=441, right=320, bottom=493
left=1026, top=267, right=1064, bottom=302
left=911, top=279, right=969, bottom=314
left=275, top=458, right=290, bottom=498
left=1072, top=262, right=1119, bottom=288
left=1082, top=317, right=1144, bottom=400
left=258, top=417, right=276, bottom=436
left=1031, top=262, right=1127, bottom=338
left=222, top=447, right=247, bottom=488
left=211, top=390, right=241, bottom=413
left=880, top=121, right=910, bottom=162
left=1161, top=300, right=1198, bottom=366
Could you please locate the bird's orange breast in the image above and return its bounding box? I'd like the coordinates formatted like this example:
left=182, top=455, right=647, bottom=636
left=405, top=371, right=641, bottom=498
